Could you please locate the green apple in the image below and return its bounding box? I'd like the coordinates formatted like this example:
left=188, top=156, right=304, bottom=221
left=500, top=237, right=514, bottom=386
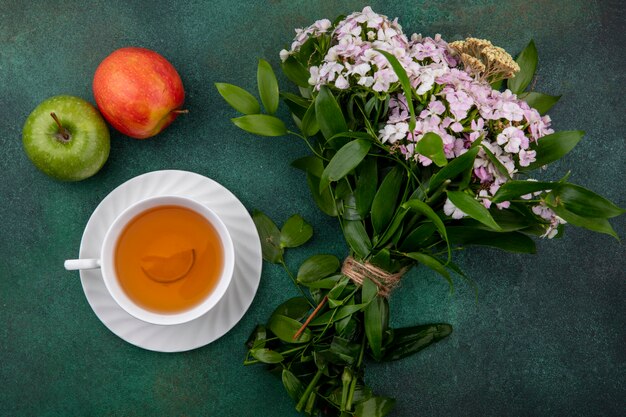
left=22, top=95, right=110, bottom=181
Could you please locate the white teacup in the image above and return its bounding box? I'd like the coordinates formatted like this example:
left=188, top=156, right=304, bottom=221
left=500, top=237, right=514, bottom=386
left=65, top=195, right=235, bottom=326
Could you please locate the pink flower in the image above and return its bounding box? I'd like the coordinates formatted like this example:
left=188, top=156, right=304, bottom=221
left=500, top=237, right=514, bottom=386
left=496, top=126, right=526, bottom=154
left=419, top=99, right=446, bottom=118
left=450, top=122, right=464, bottom=132
left=494, top=90, right=524, bottom=121
left=372, top=69, right=398, bottom=92
left=446, top=90, right=473, bottom=120
left=474, top=166, right=492, bottom=183
left=518, top=149, right=537, bottom=167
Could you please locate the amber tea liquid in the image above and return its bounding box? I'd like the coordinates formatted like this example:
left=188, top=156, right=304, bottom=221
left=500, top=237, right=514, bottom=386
left=114, top=205, right=224, bottom=314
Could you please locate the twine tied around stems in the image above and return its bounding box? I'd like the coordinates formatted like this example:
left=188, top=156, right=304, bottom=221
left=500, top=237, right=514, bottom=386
left=292, top=256, right=409, bottom=340
left=341, top=256, right=408, bottom=297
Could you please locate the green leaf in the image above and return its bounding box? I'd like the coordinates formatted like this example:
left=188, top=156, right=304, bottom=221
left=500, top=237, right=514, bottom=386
left=300, top=274, right=342, bottom=289
left=257, top=59, right=279, bottom=114
left=521, top=92, right=561, bottom=115
left=363, top=278, right=387, bottom=361
left=309, top=303, right=368, bottom=326
left=280, top=214, right=313, bottom=248
left=215, top=83, right=260, bottom=115
left=488, top=205, right=537, bottom=231
left=523, top=130, right=584, bottom=171
left=329, top=336, right=361, bottom=365
left=406, top=252, right=452, bottom=290
left=402, top=200, right=452, bottom=262
left=307, top=173, right=338, bottom=217
left=327, top=131, right=374, bottom=150
left=550, top=205, right=618, bottom=239
left=371, top=166, right=404, bottom=236
left=343, top=220, right=372, bottom=259
left=320, top=139, right=372, bottom=192
left=429, top=146, right=480, bottom=191
left=252, top=210, right=283, bottom=263
left=389, top=326, right=453, bottom=358
left=315, top=85, right=348, bottom=141
left=446, top=191, right=502, bottom=231
left=491, top=180, right=558, bottom=203
left=329, top=385, right=373, bottom=407
left=561, top=211, right=619, bottom=239
left=231, top=114, right=287, bottom=136
left=297, top=254, right=340, bottom=283
left=508, top=39, right=538, bottom=94
left=267, top=314, right=311, bottom=343
left=375, top=49, right=415, bottom=133
left=399, top=223, right=436, bottom=252
left=416, top=132, right=448, bottom=167
left=355, top=157, right=378, bottom=217
left=271, top=297, right=311, bottom=321
left=245, top=324, right=267, bottom=350
left=341, top=192, right=362, bottom=221
left=250, top=348, right=284, bottom=364
left=282, top=369, right=304, bottom=402
left=369, top=248, right=391, bottom=271
left=281, top=91, right=310, bottom=109
left=376, top=208, right=408, bottom=248
left=301, top=103, right=319, bottom=137
left=292, top=155, right=324, bottom=178
left=383, top=324, right=452, bottom=361
left=491, top=79, right=503, bottom=90
left=327, top=276, right=350, bottom=306
left=354, top=396, right=396, bottom=417
left=447, top=227, right=537, bottom=253
left=554, top=183, right=625, bottom=219
left=281, top=55, right=310, bottom=87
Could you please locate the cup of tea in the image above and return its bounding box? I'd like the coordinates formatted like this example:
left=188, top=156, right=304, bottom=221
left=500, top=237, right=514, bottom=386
left=65, top=195, right=235, bottom=326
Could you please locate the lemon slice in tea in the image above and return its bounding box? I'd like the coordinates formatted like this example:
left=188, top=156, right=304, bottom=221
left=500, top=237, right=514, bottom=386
left=141, top=249, right=195, bottom=283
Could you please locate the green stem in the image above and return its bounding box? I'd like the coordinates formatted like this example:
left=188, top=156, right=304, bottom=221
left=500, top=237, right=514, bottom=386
left=426, top=179, right=451, bottom=203
left=345, top=336, right=367, bottom=411
left=295, top=368, right=324, bottom=412
left=313, top=307, right=338, bottom=342
left=279, top=260, right=315, bottom=308
left=288, top=130, right=327, bottom=161
left=243, top=345, right=307, bottom=366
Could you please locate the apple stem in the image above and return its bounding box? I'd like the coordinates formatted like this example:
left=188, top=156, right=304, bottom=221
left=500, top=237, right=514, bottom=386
left=171, top=109, right=189, bottom=114
left=50, top=112, right=71, bottom=143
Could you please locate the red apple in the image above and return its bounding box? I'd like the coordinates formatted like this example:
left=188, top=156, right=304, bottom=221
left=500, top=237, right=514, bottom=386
left=93, top=47, right=186, bottom=139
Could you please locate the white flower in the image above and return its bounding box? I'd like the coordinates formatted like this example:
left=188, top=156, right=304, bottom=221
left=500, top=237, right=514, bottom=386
left=350, top=63, right=371, bottom=77
left=279, top=49, right=290, bottom=62
left=371, top=69, right=398, bottom=92
left=358, top=76, right=374, bottom=87
left=335, top=75, right=349, bottom=89
left=308, top=66, right=320, bottom=85
left=314, top=19, right=332, bottom=32
left=379, top=122, right=409, bottom=144
left=444, top=198, right=466, bottom=219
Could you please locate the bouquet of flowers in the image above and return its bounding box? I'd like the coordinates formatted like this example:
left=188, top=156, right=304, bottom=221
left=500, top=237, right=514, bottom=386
left=217, top=7, right=623, bottom=417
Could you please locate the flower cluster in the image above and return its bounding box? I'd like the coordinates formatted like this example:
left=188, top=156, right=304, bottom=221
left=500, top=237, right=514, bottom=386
left=279, top=7, right=564, bottom=238
left=280, top=7, right=457, bottom=93
left=379, top=62, right=560, bottom=234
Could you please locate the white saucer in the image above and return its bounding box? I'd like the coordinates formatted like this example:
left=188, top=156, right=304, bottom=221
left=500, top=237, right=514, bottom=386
left=78, top=170, right=262, bottom=352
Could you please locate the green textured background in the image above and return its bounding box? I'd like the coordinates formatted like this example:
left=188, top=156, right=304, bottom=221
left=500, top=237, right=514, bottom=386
left=1, top=1, right=624, bottom=416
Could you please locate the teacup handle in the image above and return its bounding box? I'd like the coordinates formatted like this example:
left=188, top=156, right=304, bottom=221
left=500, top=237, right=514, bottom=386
left=64, top=259, right=101, bottom=271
